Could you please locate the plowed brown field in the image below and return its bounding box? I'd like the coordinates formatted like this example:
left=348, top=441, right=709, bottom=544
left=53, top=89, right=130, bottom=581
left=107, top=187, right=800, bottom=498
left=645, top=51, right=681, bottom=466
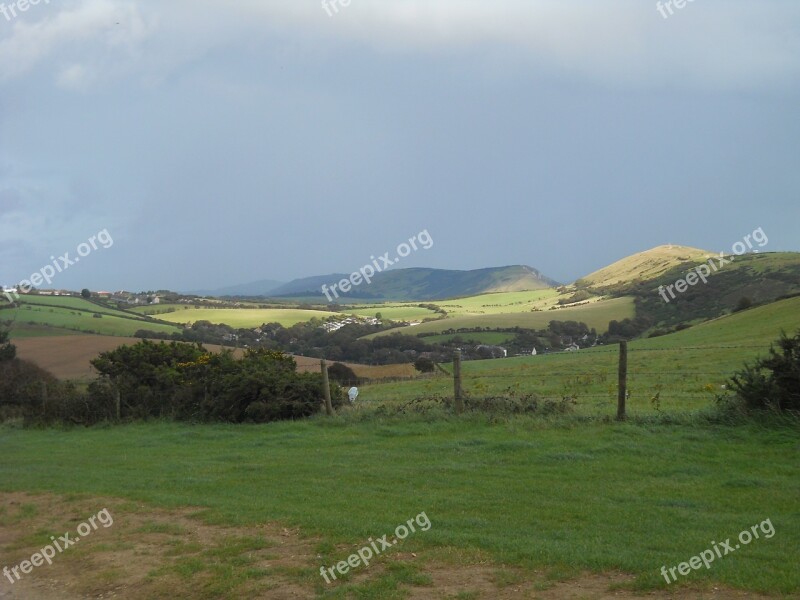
left=13, top=335, right=415, bottom=381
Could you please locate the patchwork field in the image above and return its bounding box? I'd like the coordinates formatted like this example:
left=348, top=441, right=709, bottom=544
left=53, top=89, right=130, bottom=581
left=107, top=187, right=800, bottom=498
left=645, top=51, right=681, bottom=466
left=4, top=299, right=180, bottom=338
left=368, top=296, right=636, bottom=338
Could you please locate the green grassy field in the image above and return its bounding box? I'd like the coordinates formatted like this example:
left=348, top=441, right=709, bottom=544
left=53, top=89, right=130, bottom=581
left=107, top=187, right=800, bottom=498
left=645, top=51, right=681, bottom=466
left=1, top=418, right=797, bottom=597
left=12, top=295, right=140, bottom=317
left=368, top=296, right=636, bottom=338
left=427, top=289, right=561, bottom=316
left=129, top=303, right=192, bottom=315
left=360, top=296, right=800, bottom=415
left=152, top=308, right=341, bottom=328
left=345, top=305, right=440, bottom=321
left=5, top=297, right=181, bottom=338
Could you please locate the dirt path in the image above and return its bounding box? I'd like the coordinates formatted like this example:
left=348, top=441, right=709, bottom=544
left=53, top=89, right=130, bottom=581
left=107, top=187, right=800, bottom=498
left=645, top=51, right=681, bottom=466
left=0, top=492, right=787, bottom=599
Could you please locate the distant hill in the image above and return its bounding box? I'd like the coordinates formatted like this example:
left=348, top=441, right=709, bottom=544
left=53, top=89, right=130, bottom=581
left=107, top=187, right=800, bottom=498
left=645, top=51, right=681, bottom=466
left=269, top=265, right=559, bottom=301
left=577, top=245, right=713, bottom=289
left=188, top=279, right=285, bottom=297
left=577, top=248, right=800, bottom=329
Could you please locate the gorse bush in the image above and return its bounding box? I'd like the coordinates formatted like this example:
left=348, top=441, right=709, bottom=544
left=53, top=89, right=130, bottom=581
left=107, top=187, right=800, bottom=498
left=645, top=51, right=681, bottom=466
left=2, top=340, right=344, bottom=426
left=729, top=330, right=800, bottom=412
left=89, top=342, right=345, bottom=423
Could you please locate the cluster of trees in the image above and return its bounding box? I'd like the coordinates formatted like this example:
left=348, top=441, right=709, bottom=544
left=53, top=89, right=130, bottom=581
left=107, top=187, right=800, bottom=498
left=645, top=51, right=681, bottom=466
left=603, top=316, right=654, bottom=342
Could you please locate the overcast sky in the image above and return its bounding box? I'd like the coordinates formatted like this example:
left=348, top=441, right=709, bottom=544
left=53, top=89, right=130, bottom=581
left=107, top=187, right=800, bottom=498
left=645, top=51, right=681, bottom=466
left=1, top=0, right=799, bottom=292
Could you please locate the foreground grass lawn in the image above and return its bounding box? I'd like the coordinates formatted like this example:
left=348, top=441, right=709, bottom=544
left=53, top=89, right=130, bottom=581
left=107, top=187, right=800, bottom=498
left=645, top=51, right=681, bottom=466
left=1, top=416, right=798, bottom=595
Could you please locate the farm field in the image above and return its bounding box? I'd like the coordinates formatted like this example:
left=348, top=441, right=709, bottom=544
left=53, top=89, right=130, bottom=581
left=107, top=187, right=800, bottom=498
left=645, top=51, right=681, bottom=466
left=5, top=302, right=180, bottom=338
left=12, top=334, right=415, bottom=381
left=345, top=305, right=440, bottom=321
left=368, top=296, right=636, bottom=338
left=1, top=418, right=797, bottom=598
left=427, top=288, right=562, bottom=316
left=12, top=294, right=143, bottom=317
left=152, top=307, right=341, bottom=328
left=360, top=296, right=800, bottom=415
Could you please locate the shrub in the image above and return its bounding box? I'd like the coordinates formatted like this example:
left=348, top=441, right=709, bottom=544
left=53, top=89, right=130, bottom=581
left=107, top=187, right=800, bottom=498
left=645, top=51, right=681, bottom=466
left=0, top=359, right=104, bottom=425
left=90, top=341, right=342, bottom=423
left=327, top=362, right=360, bottom=385
left=413, top=357, right=435, bottom=373
left=0, top=328, right=15, bottom=362
left=729, top=330, right=800, bottom=412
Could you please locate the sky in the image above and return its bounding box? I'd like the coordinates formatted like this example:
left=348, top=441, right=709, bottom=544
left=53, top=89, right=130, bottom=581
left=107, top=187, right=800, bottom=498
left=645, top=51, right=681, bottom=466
left=1, top=0, right=799, bottom=292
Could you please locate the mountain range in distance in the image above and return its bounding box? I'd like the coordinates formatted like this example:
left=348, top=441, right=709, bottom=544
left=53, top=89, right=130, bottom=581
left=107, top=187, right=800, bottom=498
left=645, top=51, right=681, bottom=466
left=188, top=245, right=799, bottom=302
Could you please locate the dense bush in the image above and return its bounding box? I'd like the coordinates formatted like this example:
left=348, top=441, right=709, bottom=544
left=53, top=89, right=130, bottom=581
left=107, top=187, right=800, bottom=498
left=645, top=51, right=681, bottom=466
left=413, top=357, right=435, bottom=373
left=327, top=362, right=360, bottom=385
left=90, top=342, right=344, bottom=423
left=0, top=358, right=98, bottom=424
left=729, top=330, right=800, bottom=412
left=0, top=328, right=15, bottom=361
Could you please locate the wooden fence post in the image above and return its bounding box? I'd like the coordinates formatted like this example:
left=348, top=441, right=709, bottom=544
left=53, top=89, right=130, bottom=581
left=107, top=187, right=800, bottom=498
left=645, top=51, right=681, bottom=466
left=114, top=385, right=121, bottom=421
left=453, top=349, right=464, bottom=414
left=41, top=381, right=47, bottom=417
left=617, top=341, right=628, bottom=421
left=321, top=359, right=334, bottom=416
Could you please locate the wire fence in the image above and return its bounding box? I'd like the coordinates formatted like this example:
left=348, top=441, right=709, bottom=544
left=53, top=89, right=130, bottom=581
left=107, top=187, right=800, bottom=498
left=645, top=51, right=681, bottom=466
left=325, top=342, right=762, bottom=417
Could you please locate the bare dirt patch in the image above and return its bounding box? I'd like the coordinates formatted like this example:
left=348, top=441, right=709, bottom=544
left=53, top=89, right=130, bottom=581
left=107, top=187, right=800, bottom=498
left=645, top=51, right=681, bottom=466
left=0, top=493, right=783, bottom=600
left=0, top=492, right=316, bottom=599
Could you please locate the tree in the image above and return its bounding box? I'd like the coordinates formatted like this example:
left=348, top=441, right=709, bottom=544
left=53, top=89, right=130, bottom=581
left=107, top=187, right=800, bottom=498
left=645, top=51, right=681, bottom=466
left=81, top=289, right=91, bottom=299
left=414, top=357, right=435, bottom=373
left=327, top=362, right=359, bottom=385
left=0, top=328, right=16, bottom=361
